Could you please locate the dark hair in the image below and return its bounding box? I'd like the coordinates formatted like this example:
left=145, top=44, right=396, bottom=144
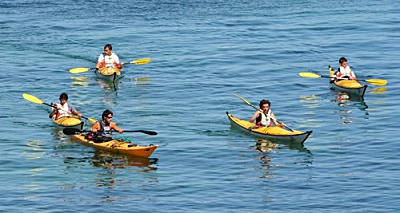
left=102, top=109, right=113, bottom=119
left=104, top=44, right=113, bottom=51
left=339, top=57, right=347, bottom=64
left=59, top=93, right=68, bottom=101
left=259, top=99, right=271, bottom=108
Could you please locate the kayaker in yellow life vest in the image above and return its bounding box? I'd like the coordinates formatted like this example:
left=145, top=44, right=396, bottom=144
left=249, top=99, right=285, bottom=128
left=91, top=109, right=124, bottom=135
left=333, top=57, right=357, bottom=81
left=95, top=44, right=125, bottom=70
left=49, top=93, right=82, bottom=119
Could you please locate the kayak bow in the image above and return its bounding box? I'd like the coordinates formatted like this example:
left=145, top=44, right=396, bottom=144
left=94, top=67, right=124, bottom=83
left=52, top=115, right=84, bottom=129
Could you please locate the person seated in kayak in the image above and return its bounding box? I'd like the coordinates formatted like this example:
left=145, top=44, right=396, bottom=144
left=91, top=109, right=124, bottom=137
left=334, top=57, right=357, bottom=81
left=249, top=99, right=285, bottom=128
left=49, top=93, right=82, bottom=119
left=95, top=44, right=125, bottom=73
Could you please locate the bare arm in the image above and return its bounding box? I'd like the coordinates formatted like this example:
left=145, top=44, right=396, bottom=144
left=111, top=123, right=123, bottom=133
left=270, top=111, right=285, bottom=127
left=73, top=110, right=82, bottom=118
left=249, top=110, right=262, bottom=123
left=91, top=122, right=100, bottom=133
left=95, top=61, right=102, bottom=69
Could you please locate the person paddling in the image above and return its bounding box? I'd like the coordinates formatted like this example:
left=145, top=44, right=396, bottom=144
left=91, top=109, right=124, bottom=137
left=249, top=99, right=285, bottom=128
left=334, top=57, right=357, bottom=81
left=95, top=44, right=125, bottom=70
left=49, top=93, right=82, bottom=119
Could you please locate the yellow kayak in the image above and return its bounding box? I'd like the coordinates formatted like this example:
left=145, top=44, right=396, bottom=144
left=94, top=67, right=123, bottom=82
left=331, top=79, right=367, bottom=97
left=227, top=112, right=312, bottom=144
left=52, top=116, right=83, bottom=129
left=70, top=134, right=158, bottom=157
left=329, top=67, right=367, bottom=97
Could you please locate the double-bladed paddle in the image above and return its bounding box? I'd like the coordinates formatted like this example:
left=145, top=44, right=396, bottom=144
left=63, top=128, right=158, bottom=136
left=232, top=93, right=295, bottom=132
left=22, top=93, right=97, bottom=123
left=299, top=72, right=387, bottom=86
left=69, top=58, right=151, bottom=74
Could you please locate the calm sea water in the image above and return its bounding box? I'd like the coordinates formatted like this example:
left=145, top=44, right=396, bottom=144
left=1, top=0, right=400, bottom=212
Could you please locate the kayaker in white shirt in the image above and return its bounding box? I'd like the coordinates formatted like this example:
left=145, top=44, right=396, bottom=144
left=335, top=57, right=357, bottom=81
left=249, top=99, right=285, bottom=128
left=49, top=93, right=81, bottom=119
left=96, top=44, right=125, bottom=70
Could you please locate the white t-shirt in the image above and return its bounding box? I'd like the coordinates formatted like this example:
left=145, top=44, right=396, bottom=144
left=260, top=110, right=272, bottom=126
left=56, top=103, right=75, bottom=118
left=97, top=52, right=120, bottom=68
left=338, top=66, right=356, bottom=79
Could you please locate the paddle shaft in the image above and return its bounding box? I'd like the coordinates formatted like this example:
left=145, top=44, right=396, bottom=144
left=232, top=93, right=294, bottom=132
left=71, top=64, right=134, bottom=74
left=70, top=58, right=151, bottom=74
left=312, top=73, right=358, bottom=80
left=97, top=60, right=148, bottom=69
left=299, top=72, right=387, bottom=86
left=63, top=128, right=157, bottom=135
left=43, top=102, right=91, bottom=121
left=23, top=93, right=94, bottom=122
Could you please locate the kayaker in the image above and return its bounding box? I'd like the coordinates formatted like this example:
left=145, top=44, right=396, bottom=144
left=249, top=99, right=286, bottom=128
left=95, top=44, right=125, bottom=70
left=49, top=93, right=82, bottom=119
left=91, top=109, right=124, bottom=136
left=334, top=57, right=357, bottom=81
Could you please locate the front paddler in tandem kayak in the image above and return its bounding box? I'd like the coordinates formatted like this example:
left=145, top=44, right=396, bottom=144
left=49, top=93, right=84, bottom=129
left=64, top=109, right=158, bottom=157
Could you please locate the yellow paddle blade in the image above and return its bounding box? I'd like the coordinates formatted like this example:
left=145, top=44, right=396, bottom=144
left=23, top=93, right=43, bottom=104
left=364, top=79, right=387, bottom=86
left=69, top=67, right=91, bottom=74
left=299, top=72, right=321, bottom=78
left=130, top=58, right=151, bottom=65
left=87, top=118, right=97, bottom=123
